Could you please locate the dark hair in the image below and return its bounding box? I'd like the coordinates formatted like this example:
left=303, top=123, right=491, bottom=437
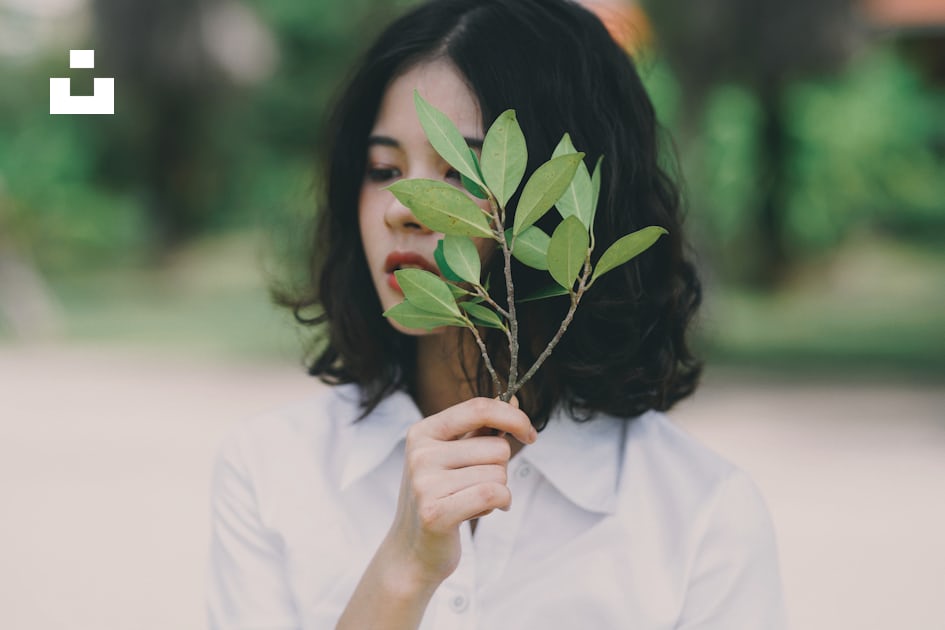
left=273, top=0, right=703, bottom=429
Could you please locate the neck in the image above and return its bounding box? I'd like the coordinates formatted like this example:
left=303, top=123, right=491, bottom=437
left=413, top=328, right=480, bottom=417
left=412, top=329, right=525, bottom=461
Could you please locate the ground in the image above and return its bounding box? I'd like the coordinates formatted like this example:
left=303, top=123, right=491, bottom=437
left=1, top=343, right=943, bottom=629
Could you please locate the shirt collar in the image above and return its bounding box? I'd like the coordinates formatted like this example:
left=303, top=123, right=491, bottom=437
left=338, top=386, right=421, bottom=491
left=520, top=404, right=626, bottom=515
left=336, top=386, right=627, bottom=515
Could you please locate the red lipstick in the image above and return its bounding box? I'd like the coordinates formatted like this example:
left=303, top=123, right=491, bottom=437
left=384, top=251, right=440, bottom=293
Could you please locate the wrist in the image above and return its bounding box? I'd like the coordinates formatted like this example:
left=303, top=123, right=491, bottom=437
left=376, top=536, right=450, bottom=600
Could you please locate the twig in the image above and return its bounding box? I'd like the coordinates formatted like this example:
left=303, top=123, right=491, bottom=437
left=472, top=284, right=510, bottom=319
left=462, top=315, right=503, bottom=395
left=508, top=257, right=592, bottom=399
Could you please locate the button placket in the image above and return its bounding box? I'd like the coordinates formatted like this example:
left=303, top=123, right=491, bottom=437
left=449, top=592, right=469, bottom=613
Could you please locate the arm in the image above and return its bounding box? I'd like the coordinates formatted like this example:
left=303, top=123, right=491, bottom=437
left=676, top=471, right=788, bottom=630
left=207, top=432, right=300, bottom=630
left=335, top=396, right=537, bottom=629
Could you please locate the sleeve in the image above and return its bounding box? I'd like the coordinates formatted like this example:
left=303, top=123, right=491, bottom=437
left=207, top=431, right=301, bottom=630
left=675, top=470, right=788, bottom=630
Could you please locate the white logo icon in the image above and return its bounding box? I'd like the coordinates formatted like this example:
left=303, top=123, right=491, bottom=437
left=50, top=50, right=114, bottom=115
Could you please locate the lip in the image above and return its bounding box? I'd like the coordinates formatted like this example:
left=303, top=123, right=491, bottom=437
left=384, top=251, right=440, bottom=293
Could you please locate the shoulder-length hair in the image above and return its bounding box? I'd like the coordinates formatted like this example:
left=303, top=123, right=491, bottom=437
left=273, top=0, right=703, bottom=429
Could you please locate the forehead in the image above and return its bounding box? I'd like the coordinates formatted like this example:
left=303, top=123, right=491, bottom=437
left=372, top=61, right=483, bottom=140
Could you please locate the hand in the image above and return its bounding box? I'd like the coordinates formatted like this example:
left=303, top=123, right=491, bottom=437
left=381, top=396, right=537, bottom=590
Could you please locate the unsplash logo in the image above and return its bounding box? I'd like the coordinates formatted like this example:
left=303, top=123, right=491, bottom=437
left=50, top=50, right=114, bottom=115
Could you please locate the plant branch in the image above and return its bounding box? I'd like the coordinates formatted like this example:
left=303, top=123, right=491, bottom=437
left=472, top=284, right=510, bottom=319
left=508, top=256, right=593, bottom=399
left=487, top=197, right=520, bottom=402
left=462, top=315, right=503, bottom=395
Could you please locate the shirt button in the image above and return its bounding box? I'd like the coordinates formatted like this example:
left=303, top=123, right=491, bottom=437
left=450, top=594, right=469, bottom=613
left=517, top=464, right=532, bottom=479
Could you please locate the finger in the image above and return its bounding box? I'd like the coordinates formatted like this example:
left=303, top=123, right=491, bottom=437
left=435, top=482, right=512, bottom=526
left=441, top=436, right=512, bottom=468
left=416, top=464, right=507, bottom=499
left=461, top=396, right=520, bottom=439
left=411, top=436, right=511, bottom=471
left=429, top=397, right=536, bottom=445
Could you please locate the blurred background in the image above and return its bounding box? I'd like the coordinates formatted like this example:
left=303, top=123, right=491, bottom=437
left=1, top=0, right=942, bottom=628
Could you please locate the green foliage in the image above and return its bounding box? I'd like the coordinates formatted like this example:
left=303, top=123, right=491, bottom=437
left=383, top=301, right=465, bottom=330
left=383, top=93, right=666, bottom=396
left=393, top=268, right=462, bottom=319
left=413, top=90, right=485, bottom=188
left=591, top=226, right=669, bottom=285
left=639, top=45, right=945, bottom=282
left=386, top=179, right=493, bottom=238
left=547, top=216, right=588, bottom=290
left=516, top=284, right=570, bottom=303
left=505, top=226, right=550, bottom=270
left=442, top=234, right=481, bottom=283
left=552, top=134, right=595, bottom=229
left=434, top=239, right=465, bottom=282
left=481, top=109, right=527, bottom=207
left=459, top=301, right=505, bottom=330
left=512, top=153, right=585, bottom=236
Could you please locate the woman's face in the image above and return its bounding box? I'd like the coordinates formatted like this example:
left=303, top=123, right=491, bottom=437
left=359, top=61, right=495, bottom=335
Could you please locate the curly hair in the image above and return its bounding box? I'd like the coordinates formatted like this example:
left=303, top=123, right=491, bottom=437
left=272, top=0, right=703, bottom=430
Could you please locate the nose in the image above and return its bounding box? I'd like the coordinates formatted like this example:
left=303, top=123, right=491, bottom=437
left=384, top=192, right=433, bottom=234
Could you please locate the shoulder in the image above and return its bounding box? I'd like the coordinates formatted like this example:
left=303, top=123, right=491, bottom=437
left=622, top=409, right=752, bottom=499
left=617, top=409, right=777, bottom=559
left=213, top=381, right=364, bottom=477
left=613, top=411, right=785, bottom=625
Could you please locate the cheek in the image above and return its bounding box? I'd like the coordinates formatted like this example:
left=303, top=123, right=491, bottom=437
left=357, top=188, right=380, bottom=254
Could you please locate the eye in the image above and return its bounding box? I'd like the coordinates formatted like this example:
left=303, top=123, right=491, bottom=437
left=445, top=168, right=462, bottom=182
left=366, top=166, right=401, bottom=183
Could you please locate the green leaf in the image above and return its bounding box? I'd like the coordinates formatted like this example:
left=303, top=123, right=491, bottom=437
left=513, top=153, right=585, bottom=236
left=447, top=283, right=473, bottom=300
left=516, top=284, right=569, bottom=303
left=589, top=155, right=604, bottom=227
left=459, top=301, right=505, bottom=329
left=462, top=174, right=489, bottom=199
left=547, top=215, right=589, bottom=290
left=434, top=239, right=464, bottom=282
left=504, top=226, right=550, bottom=270
left=481, top=109, right=528, bottom=207
left=462, top=149, right=489, bottom=199
left=591, top=226, right=668, bottom=284
left=394, top=268, right=461, bottom=318
left=551, top=134, right=594, bottom=228
left=387, top=179, right=493, bottom=238
left=414, top=90, right=484, bottom=187
left=384, top=301, right=465, bottom=331
left=442, top=234, right=481, bottom=283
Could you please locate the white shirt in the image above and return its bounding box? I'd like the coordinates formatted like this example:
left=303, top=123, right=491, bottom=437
left=207, top=382, right=786, bottom=629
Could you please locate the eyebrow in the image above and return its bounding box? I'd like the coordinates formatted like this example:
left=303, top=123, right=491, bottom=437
left=367, top=134, right=484, bottom=150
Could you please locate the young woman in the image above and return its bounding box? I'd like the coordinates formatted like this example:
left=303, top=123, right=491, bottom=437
left=207, top=1, right=787, bottom=628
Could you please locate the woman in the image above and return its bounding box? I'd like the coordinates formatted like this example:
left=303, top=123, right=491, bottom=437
left=207, top=1, right=787, bottom=628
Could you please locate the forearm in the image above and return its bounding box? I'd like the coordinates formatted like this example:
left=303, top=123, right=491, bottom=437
left=335, top=540, right=440, bottom=630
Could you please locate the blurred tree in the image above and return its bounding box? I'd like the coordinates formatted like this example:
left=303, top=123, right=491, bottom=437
left=642, top=0, right=860, bottom=286
left=91, top=0, right=277, bottom=259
